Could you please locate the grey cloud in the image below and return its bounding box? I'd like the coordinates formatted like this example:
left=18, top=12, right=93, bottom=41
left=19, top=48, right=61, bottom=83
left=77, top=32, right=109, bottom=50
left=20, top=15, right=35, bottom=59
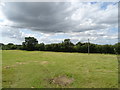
left=2, top=2, right=75, bottom=33
left=1, top=2, right=117, bottom=33
left=0, top=2, right=118, bottom=45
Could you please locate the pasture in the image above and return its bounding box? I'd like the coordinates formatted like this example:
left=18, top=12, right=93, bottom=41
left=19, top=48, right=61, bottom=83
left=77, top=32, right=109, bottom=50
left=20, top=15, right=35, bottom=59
left=2, top=50, right=118, bottom=88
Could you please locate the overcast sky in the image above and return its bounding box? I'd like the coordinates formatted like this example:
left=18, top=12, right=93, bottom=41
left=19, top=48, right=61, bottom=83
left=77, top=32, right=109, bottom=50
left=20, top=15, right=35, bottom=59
left=0, top=2, right=118, bottom=45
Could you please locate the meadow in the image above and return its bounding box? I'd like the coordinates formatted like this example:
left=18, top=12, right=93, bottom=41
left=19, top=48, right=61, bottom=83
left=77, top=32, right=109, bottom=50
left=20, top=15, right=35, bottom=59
left=2, top=50, right=118, bottom=88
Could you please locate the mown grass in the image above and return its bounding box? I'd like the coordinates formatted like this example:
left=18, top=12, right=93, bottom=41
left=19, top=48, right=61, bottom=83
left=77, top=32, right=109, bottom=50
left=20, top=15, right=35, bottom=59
left=2, top=50, right=118, bottom=88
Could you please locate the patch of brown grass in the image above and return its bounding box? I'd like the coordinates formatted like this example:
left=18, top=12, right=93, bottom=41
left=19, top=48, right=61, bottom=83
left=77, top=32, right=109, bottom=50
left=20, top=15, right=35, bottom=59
left=48, top=75, right=74, bottom=86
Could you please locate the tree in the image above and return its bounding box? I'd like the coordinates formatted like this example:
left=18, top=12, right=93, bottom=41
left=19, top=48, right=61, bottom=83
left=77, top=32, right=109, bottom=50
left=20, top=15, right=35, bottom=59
left=35, top=43, right=45, bottom=51
left=62, top=39, right=74, bottom=52
left=76, top=42, right=83, bottom=46
left=1, top=37, right=119, bottom=54
left=0, top=43, right=4, bottom=50
left=114, top=43, right=120, bottom=54
left=45, top=44, right=52, bottom=51
left=89, top=43, right=97, bottom=53
left=22, top=37, right=38, bottom=51
left=7, top=43, right=14, bottom=46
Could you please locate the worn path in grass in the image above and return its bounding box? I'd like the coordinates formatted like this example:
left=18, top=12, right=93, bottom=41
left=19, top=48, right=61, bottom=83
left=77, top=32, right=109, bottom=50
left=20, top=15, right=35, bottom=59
left=2, top=50, right=118, bottom=88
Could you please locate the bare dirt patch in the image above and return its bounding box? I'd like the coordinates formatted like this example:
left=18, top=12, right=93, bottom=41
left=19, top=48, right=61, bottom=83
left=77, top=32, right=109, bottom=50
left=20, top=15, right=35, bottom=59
left=31, top=86, right=35, bottom=88
left=41, top=61, right=48, bottom=65
left=3, top=66, right=11, bottom=69
left=48, top=75, right=74, bottom=86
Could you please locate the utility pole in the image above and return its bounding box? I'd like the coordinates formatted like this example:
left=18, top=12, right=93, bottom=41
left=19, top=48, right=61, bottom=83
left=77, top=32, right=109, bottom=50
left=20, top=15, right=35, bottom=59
left=88, top=39, right=90, bottom=54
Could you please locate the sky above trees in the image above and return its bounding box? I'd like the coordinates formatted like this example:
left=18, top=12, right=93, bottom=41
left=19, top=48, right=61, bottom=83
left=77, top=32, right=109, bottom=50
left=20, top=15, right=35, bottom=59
left=0, top=2, right=118, bottom=45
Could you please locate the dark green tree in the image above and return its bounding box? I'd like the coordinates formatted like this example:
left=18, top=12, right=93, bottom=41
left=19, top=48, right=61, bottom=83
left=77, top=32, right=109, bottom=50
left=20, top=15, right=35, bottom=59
left=114, top=43, right=120, bottom=54
left=22, top=37, right=38, bottom=51
left=62, top=39, right=74, bottom=52
left=35, top=43, right=45, bottom=51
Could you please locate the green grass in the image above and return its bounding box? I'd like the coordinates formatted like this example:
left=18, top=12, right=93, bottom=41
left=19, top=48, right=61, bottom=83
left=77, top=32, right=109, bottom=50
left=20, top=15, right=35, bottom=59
left=2, top=50, right=118, bottom=88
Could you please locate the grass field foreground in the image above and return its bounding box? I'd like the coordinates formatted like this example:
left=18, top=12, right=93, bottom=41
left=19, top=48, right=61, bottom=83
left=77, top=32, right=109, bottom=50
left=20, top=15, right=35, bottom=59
left=2, top=50, right=118, bottom=88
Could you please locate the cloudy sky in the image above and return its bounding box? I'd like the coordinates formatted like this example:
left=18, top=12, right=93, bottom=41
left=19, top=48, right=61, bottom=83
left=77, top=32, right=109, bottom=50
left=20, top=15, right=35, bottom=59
left=0, top=2, right=118, bottom=45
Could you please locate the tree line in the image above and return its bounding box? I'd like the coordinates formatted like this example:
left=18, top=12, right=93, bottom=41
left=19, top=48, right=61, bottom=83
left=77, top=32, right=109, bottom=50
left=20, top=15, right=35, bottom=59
left=0, top=37, right=120, bottom=54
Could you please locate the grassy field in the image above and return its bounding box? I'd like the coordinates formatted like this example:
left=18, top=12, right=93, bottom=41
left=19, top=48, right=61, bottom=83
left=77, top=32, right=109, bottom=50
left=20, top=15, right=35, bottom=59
left=2, top=50, right=118, bottom=88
